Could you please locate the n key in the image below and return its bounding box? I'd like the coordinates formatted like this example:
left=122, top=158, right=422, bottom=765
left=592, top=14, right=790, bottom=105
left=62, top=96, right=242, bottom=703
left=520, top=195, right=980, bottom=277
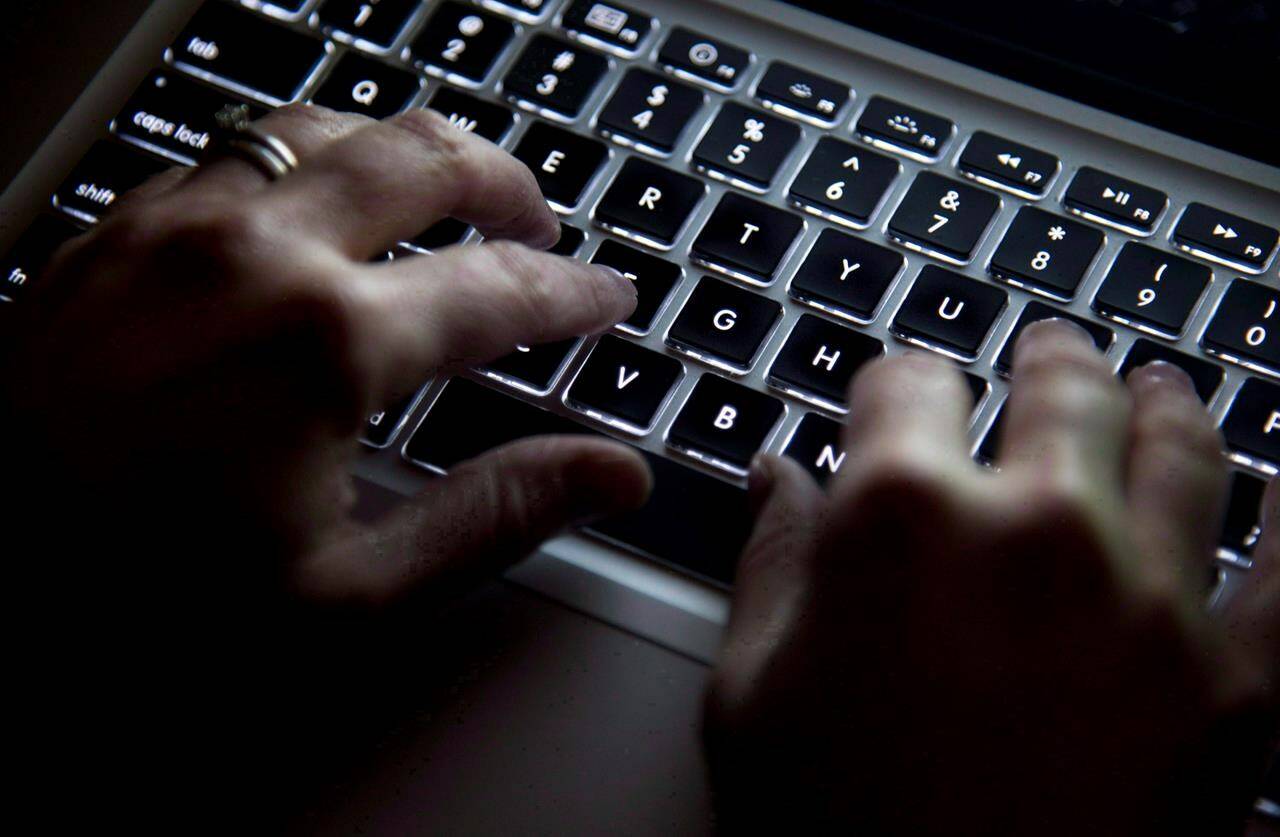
left=169, top=2, right=328, bottom=105
left=566, top=335, right=684, bottom=432
left=1172, top=203, right=1279, bottom=274
left=691, top=192, right=804, bottom=285
left=783, top=413, right=847, bottom=486
left=667, top=374, right=785, bottom=474
left=890, top=265, right=1008, bottom=361
left=1222, top=377, right=1280, bottom=472
left=1092, top=243, right=1210, bottom=338
left=1202, top=279, right=1280, bottom=375
left=767, top=314, right=884, bottom=410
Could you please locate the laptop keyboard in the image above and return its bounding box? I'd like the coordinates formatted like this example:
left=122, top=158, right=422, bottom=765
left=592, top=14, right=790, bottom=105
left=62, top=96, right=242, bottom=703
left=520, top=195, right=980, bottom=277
left=5, top=0, right=1280, bottom=594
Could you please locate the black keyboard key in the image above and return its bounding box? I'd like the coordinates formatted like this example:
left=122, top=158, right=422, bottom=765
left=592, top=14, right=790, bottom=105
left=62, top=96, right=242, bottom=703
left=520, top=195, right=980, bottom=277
left=1118, top=339, right=1223, bottom=404
left=965, top=372, right=990, bottom=410
left=316, top=0, right=419, bottom=50
left=788, top=228, right=904, bottom=323
left=1172, top=203, right=1279, bottom=273
left=170, top=2, right=327, bottom=105
left=988, top=207, right=1104, bottom=300
left=1220, top=470, right=1266, bottom=557
left=1063, top=166, right=1168, bottom=235
left=404, top=377, right=751, bottom=586
left=887, top=172, right=1001, bottom=264
left=594, top=157, right=705, bottom=248
left=994, top=301, right=1114, bottom=378
left=425, top=86, right=515, bottom=142
left=362, top=389, right=422, bottom=448
left=691, top=192, right=804, bottom=285
left=311, top=51, right=421, bottom=118
left=667, top=277, right=782, bottom=372
left=549, top=223, right=586, bottom=257
left=52, top=141, right=169, bottom=224
left=503, top=35, right=609, bottom=119
left=589, top=239, right=682, bottom=333
left=401, top=218, right=470, bottom=253
left=788, top=138, right=898, bottom=229
left=0, top=216, right=83, bottom=304
left=668, top=374, right=785, bottom=473
left=657, top=27, right=750, bottom=91
left=513, top=121, right=608, bottom=210
left=754, top=61, right=850, bottom=125
left=1222, top=377, right=1280, bottom=470
left=1091, top=243, right=1211, bottom=337
left=957, top=131, right=1060, bottom=198
left=484, top=338, right=580, bottom=393
left=691, top=103, right=801, bottom=191
left=482, top=0, right=554, bottom=21
left=783, top=413, right=847, bottom=486
left=976, top=404, right=1006, bottom=465
left=560, top=0, right=653, bottom=55
left=890, top=265, right=1008, bottom=360
left=566, top=334, right=684, bottom=431
left=411, top=2, right=515, bottom=84
left=855, top=95, right=954, bottom=161
left=597, top=69, right=704, bottom=155
left=1203, top=279, right=1280, bottom=374
left=768, top=314, right=884, bottom=409
left=113, top=71, right=265, bottom=164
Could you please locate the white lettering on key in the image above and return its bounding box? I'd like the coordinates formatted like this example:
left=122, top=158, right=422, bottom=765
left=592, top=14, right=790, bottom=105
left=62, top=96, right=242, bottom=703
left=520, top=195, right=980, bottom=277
left=448, top=113, right=478, bottom=132
left=638, top=186, right=662, bottom=210
left=616, top=366, right=640, bottom=390
left=816, top=445, right=846, bottom=473
left=542, top=150, right=566, bottom=174
left=7, top=268, right=28, bottom=287
left=713, top=309, right=737, bottom=331
left=938, top=297, right=964, bottom=320
left=1265, top=411, right=1280, bottom=435
left=840, top=259, right=859, bottom=281
left=739, top=223, right=760, bottom=245
left=714, top=405, right=737, bottom=430
left=811, top=345, right=841, bottom=371
left=187, top=37, right=219, bottom=61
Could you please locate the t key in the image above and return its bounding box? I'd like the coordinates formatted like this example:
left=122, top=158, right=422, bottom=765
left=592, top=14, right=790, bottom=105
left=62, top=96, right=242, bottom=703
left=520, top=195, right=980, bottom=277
left=594, top=157, right=706, bottom=248
left=1222, top=377, right=1280, bottom=472
left=667, top=374, right=785, bottom=474
left=1202, top=279, right=1280, bottom=375
left=1091, top=243, right=1211, bottom=338
left=767, top=314, right=885, bottom=410
left=566, top=334, right=684, bottom=432
left=691, top=192, right=804, bottom=285
left=788, top=137, right=899, bottom=229
left=887, top=172, right=1001, bottom=265
left=692, top=102, right=801, bottom=192
left=890, top=265, right=1008, bottom=361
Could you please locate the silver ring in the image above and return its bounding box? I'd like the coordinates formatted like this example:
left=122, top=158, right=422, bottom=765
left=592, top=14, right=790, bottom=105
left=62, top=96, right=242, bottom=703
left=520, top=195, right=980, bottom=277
left=214, top=104, right=300, bottom=182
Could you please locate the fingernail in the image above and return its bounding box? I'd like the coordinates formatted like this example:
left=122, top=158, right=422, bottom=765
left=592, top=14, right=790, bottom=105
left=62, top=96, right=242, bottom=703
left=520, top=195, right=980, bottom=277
left=1129, top=360, right=1196, bottom=394
left=747, top=455, right=777, bottom=516
left=1019, top=317, right=1094, bottom=347
left=596, top=265, right=637, bottom=297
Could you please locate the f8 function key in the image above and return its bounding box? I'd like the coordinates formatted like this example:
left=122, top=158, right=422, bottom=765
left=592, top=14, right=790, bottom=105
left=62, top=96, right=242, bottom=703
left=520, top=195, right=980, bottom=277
left=1062, top=166, right=1168, bottom=235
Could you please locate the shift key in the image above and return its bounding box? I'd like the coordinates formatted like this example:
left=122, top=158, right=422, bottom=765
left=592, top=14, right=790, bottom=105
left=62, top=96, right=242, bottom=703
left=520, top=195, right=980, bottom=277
left=112, top=71, right=265, bottom=164
left=168, top=1, right=329, bottom=106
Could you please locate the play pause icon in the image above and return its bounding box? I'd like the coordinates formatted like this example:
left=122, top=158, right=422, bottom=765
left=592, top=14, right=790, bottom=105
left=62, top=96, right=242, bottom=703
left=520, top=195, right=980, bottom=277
left=1102, top=186, right=1131, bottom=206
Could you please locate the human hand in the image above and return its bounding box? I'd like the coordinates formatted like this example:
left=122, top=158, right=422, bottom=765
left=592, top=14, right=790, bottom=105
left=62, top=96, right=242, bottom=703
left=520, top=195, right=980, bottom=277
left=705, top=320, right=1279, bottom=835
left=1, top=104, right=650, bottom=618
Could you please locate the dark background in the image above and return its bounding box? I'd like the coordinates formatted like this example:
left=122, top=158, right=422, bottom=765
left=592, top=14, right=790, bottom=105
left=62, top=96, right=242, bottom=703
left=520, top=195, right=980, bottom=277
left=0, top=0, right=154, bottom=193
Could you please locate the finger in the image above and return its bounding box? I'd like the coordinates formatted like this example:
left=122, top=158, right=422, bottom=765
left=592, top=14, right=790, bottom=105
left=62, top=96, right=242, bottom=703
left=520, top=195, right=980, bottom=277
left=110, top=166, right=194, bottom=213
left=721, top=455, right=825, bottom=671
left=253, top=108, right=560, bottom=259
left=181, top=104, right=374, bottom=196
left=999, top=318, right=1131, bottom=498
left=354, top=241, right=636, bottom=403
left=831, top=351, right=975, bottom=503
left=1125, top=361, right=1228, bottom=589
left=1222, top=476, right=1280, bottom=670
left=292, top=436, right=652, bottom=610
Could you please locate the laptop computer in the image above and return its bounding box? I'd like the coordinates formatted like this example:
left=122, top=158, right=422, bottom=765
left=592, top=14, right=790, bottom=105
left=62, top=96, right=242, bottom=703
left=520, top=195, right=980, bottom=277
left=2, top=0, right=1277, bottom=829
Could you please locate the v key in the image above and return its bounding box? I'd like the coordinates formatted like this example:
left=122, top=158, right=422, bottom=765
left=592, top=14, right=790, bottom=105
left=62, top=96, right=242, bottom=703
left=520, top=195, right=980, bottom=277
left=568, top=335, right=684, bottom=433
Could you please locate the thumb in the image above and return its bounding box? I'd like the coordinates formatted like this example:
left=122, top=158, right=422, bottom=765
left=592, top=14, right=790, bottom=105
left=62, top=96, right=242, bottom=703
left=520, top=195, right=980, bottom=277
left=293, top=435, right=652, bottom=611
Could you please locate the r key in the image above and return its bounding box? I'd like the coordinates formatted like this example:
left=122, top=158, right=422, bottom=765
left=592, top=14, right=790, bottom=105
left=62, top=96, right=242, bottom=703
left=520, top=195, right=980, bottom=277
left=593, top=157, right=706, bottom=249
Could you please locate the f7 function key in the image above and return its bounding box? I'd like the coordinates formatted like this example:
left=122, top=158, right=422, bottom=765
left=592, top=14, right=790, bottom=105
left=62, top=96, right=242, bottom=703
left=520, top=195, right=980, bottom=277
left=957, top=131, right=1060, bottom=199
left=1172, top=203, right=1278, bottom=274
left=1062, top=166, right=1168, bottom=236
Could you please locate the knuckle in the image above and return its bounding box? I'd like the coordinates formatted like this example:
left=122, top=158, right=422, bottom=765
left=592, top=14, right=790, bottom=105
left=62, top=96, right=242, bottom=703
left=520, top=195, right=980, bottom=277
left=483, top=241, right=556, bottom=337
left=386, top=108, right=467, bottom=163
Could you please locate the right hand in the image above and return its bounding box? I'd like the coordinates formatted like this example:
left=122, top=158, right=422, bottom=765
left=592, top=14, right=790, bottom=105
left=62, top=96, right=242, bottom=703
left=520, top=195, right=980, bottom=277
left=706, top=320, right=1280, bottom=835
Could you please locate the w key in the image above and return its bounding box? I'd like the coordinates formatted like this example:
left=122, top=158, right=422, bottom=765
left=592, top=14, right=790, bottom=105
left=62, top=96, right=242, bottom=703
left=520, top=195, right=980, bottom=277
left=566, top=335, right=684, bottom=432
left=169, top=2, right=328, bottom=105
left=1202, top=279, right=1280, bottom=375
left=767, top=314, right=884, bottom=410
left=691, top=192, right=804, bottom=285
left=887, top=172, right=1001, bottom=265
